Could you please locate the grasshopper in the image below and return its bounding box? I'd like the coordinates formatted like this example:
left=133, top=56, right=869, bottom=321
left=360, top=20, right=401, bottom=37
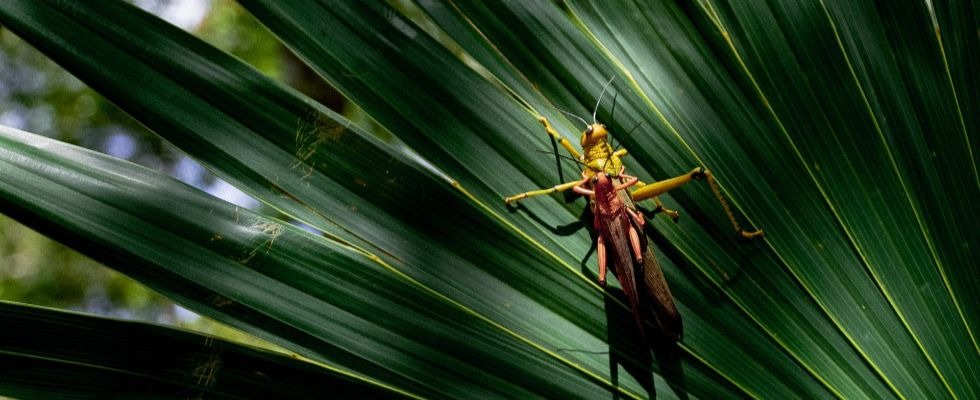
left=504, top=83, right=763, bottom=342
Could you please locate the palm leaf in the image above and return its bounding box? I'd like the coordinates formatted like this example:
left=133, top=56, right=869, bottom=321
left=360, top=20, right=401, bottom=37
left=0, top=300, right=410, bottom=399
left=0, top=1, right=975, bottom=399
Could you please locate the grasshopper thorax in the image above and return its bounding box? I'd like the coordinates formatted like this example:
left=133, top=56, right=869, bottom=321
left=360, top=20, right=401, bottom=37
left=580, top=123, right=622, bottom=177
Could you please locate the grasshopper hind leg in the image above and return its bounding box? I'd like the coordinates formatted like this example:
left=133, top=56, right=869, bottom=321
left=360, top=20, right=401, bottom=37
left=625, top=208, right=645, bottom=264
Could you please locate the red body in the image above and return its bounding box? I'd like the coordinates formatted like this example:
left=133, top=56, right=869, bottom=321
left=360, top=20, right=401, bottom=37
left=578, top=172, right=682, bottom=343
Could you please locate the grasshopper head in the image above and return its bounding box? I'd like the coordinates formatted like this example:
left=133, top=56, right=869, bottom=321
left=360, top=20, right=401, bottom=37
left=580, top=123, right=608, bottom=147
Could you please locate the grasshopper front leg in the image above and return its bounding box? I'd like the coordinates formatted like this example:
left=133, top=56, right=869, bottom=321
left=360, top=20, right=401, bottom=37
left=538, top=116, right=582, bottom=160
left=631, top=167, right=764, bottom=239
left=504, top=179, right=583, bottom=204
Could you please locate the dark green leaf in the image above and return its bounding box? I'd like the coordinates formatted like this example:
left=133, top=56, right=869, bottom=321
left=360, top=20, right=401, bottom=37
left=0, top=300, right=408, bottom=400
left=0, top=0, right=975, bottom=398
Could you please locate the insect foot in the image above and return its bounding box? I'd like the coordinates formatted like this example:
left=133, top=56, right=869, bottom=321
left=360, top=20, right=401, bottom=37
left=656, top=205, right=681, bottom=222
left=739, top=228, right=765, bottom=239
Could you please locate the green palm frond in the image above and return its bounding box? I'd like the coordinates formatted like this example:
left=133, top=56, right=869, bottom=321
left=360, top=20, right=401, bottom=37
left=0, top=1, right=975, bottom=399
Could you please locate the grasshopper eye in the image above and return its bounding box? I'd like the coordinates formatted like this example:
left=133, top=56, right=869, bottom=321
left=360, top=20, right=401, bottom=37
left=591, top=176, right=598, bottom=183
left=586, top=126, right=594, bottom=135
left=605, top=173, right=611, bottom=178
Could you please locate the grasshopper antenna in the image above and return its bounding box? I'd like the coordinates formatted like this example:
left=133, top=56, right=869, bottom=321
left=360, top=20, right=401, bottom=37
left=607, top=92, right=619, bottom=148
left=536, top=149, right=587, bottom=167
left=609, top=92, right=618, bottom=128
left=547, top=105, right=589, bottom=129
left=593, top=75, right=616, bottom=124
left=612, top=121, right=644, bottom=153
left=602, top=120, right=644, bottom=174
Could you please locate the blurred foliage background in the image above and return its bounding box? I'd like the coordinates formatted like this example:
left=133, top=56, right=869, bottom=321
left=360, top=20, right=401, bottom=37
left=0, top=0, right=329, bottom=342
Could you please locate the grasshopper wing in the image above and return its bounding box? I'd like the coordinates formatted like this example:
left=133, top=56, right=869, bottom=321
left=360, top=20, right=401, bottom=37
left=638, top=246, right=683, bottom=342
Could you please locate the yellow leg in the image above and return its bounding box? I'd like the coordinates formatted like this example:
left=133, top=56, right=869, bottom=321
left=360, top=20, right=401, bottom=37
left=634, top=180, right=680, bottom=221
left=652, top=197, right=680, bottom=221
left=538, top=116, right=581, bottom=160
left=504, top=179, right=581, bottom=204
left=631, top=169, right=700, bottom=200
left=632, top=168, right=763, bottom=239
